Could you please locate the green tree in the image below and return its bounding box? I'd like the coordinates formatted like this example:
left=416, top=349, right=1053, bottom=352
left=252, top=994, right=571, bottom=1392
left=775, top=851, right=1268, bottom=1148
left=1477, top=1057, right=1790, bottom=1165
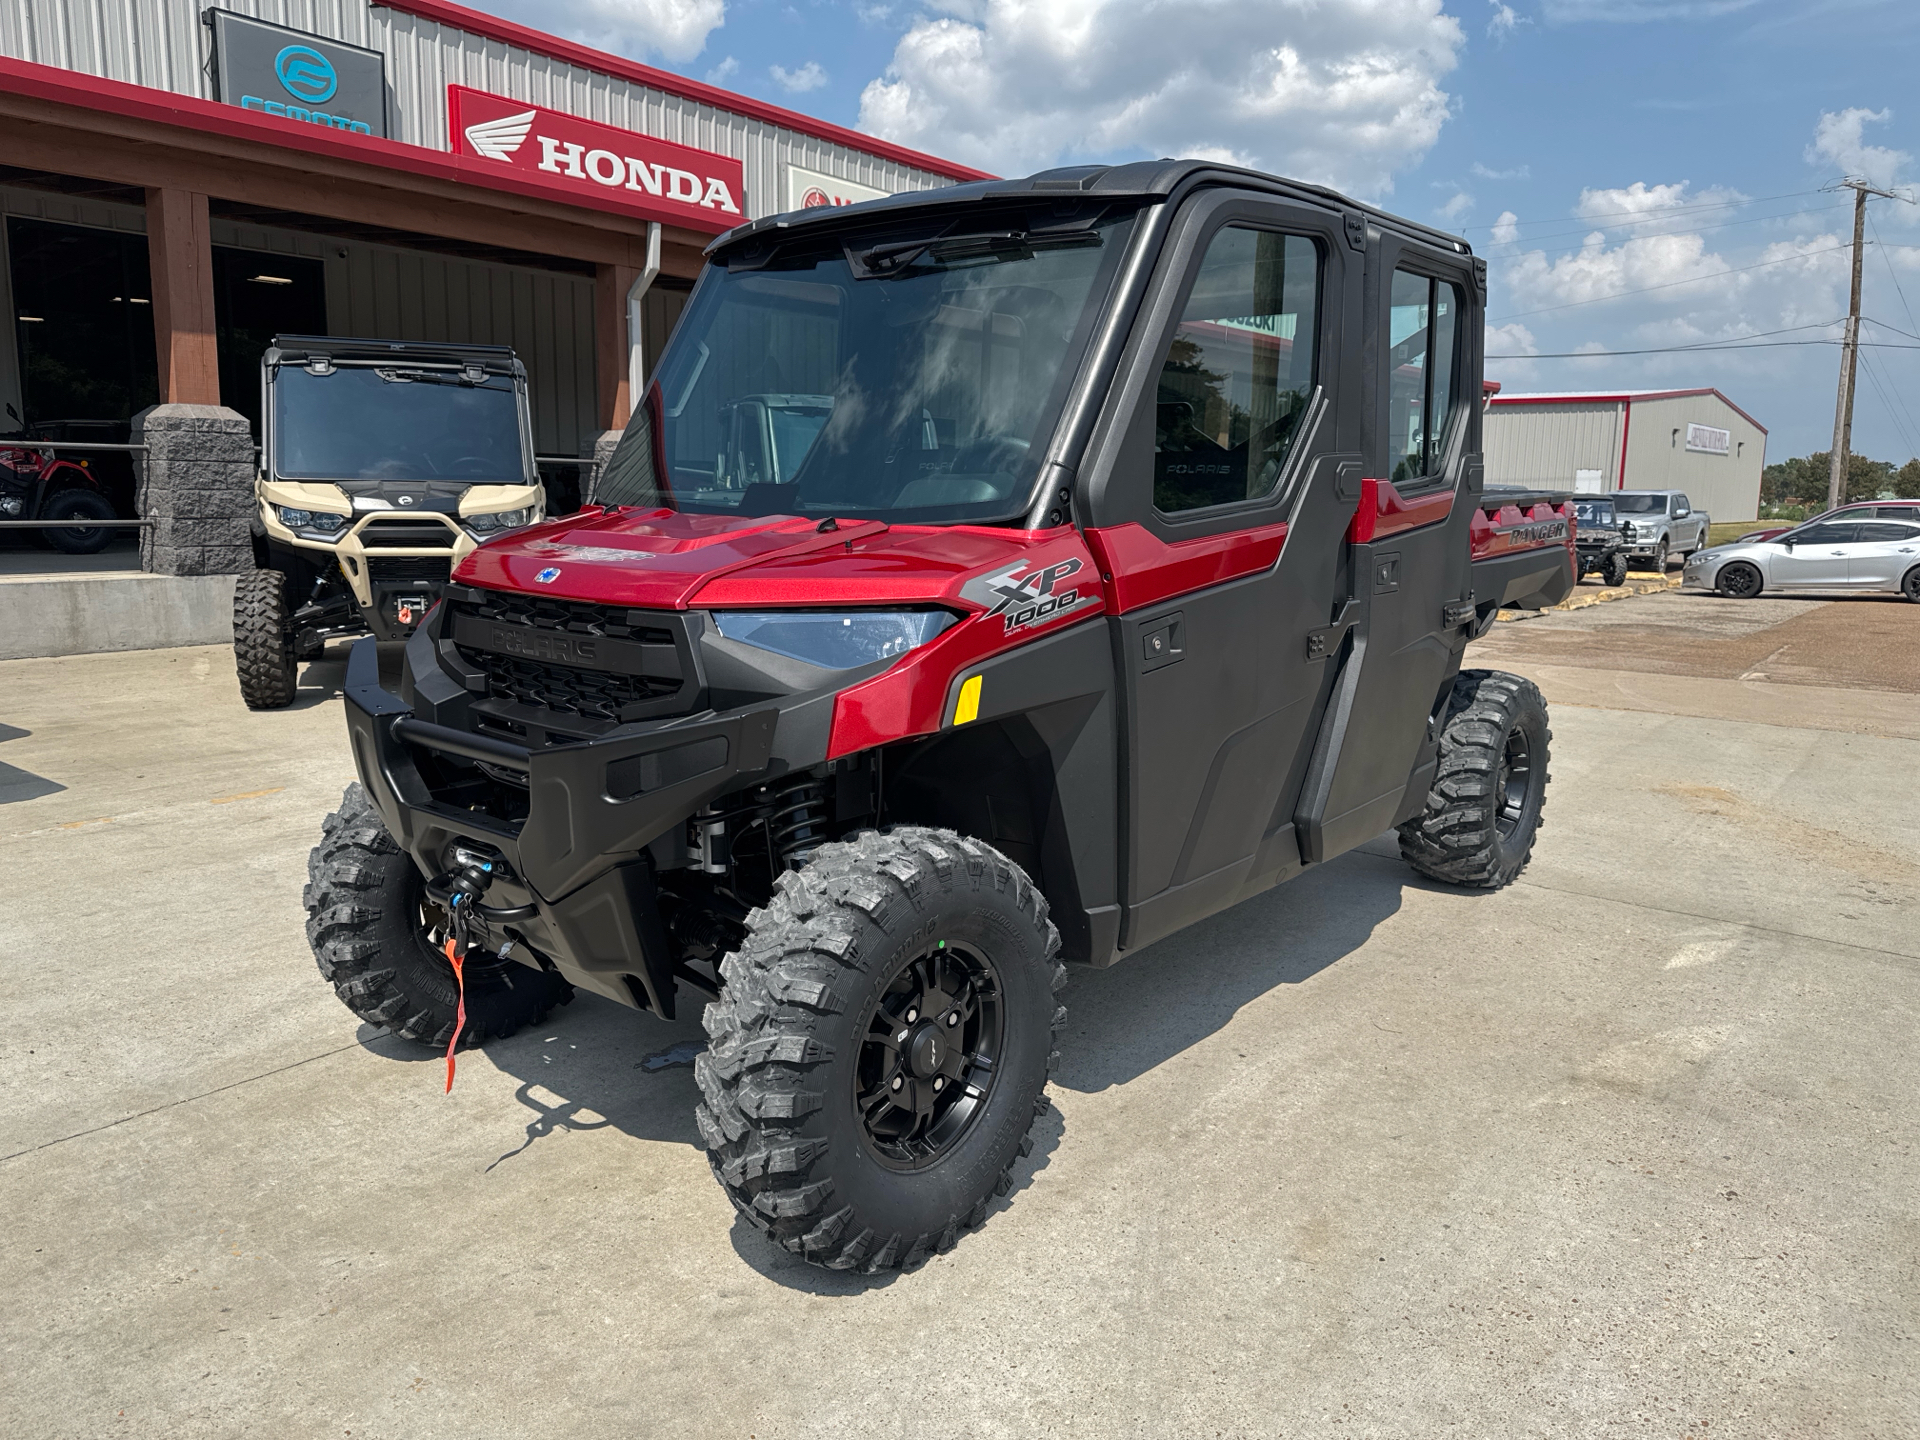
left=1895, top=458, right=1920, bottom=499
left=1761, top=451, right=1895, bottom=506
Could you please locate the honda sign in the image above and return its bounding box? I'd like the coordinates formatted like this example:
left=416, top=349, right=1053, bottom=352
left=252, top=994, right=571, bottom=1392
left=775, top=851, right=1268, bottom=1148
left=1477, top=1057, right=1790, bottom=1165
left=448, top=86, right=745, bottom=230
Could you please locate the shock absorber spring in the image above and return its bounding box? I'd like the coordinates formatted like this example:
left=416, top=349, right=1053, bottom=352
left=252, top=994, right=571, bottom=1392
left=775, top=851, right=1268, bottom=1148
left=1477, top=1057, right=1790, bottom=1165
left=768, top=776, right=830, bottom=870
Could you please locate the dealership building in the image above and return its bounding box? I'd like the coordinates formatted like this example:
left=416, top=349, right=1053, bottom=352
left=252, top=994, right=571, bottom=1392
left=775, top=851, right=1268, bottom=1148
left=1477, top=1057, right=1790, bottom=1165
left=1483, top=386, right=1767, bottom=522
left=0, top=0, right=980, bottom=573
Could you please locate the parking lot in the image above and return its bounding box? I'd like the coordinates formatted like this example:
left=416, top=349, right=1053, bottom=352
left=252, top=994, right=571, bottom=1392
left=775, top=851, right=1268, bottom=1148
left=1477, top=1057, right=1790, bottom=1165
left=3, top=589, right=1916, bottom=1439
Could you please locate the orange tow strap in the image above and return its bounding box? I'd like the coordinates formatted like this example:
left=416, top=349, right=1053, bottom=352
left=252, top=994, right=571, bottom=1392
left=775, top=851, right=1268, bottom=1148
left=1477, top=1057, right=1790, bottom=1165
left=443, top=934, right=468, bottom=1093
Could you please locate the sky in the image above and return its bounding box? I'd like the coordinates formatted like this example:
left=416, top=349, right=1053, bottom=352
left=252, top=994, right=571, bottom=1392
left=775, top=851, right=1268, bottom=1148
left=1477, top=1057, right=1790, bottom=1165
left=463, top=0, right=1920, bottom=466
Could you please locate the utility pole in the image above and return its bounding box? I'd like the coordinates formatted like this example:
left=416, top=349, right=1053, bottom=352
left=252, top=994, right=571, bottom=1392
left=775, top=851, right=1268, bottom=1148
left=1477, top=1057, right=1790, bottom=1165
left=1828, top=178, right=1903, bottom=510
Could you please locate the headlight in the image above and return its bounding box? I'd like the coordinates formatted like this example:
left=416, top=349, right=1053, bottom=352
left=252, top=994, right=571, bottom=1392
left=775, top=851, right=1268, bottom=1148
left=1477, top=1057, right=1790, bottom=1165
left=274, top=505, right=346, bottom=536
left=713, top=610, right=957, bottom=669
left=466, top=507, right=534, bottom=536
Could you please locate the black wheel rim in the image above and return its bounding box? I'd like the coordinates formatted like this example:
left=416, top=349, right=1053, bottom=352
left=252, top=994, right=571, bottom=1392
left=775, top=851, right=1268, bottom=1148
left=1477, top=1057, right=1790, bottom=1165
left=1494, top=724, right=1535, bottom=840
left=1725, top=565, right=1758, bottom=598
left=855, top=941, right=1003, bottom=1171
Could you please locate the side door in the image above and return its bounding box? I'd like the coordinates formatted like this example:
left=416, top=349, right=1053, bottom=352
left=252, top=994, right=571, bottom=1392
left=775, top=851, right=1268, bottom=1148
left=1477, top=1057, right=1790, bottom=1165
left=1673, top=493, right=1702, bottom=549
left=1770, top=521, right=1858, bottom=587
left=1293, top=242, right=1480, bottom=865
left=1078, top=189, right=1357, bottom=953
left=1848, top=520, right=1920, bottom=587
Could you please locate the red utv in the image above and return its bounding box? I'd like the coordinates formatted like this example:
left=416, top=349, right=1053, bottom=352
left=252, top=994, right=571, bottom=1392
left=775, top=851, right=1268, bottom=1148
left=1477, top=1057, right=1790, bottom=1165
left=306, top=161, right=1575, bottom=1273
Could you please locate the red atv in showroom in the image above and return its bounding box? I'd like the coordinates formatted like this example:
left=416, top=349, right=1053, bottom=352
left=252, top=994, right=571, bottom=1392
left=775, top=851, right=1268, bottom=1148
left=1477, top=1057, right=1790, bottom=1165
left=0, top=409, right=121, bottom=554
left=308, top=160, right=1574, bottom=1273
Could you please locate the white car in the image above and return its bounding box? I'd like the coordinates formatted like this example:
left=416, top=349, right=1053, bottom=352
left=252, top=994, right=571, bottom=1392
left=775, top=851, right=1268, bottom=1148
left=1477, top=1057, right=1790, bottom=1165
left=1683, top=515, right=1920, bottom=602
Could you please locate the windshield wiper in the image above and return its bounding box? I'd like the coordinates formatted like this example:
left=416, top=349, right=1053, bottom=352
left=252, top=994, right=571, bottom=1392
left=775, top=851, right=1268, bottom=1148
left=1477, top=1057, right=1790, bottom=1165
left=852, top=227, right=1100, bottom=277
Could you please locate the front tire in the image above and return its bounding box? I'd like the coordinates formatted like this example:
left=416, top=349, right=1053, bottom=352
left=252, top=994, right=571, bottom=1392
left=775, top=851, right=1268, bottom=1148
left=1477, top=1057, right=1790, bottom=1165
left=1398, top=670, right=1550, bottom=891
left=41, top=488, right=116, bottom=554
left=233, top=568, right=298, bottom=709
left=1603, top=551, right=1630, bottom=587
left=696, top=827, right=1064, bottom=1273
left=1652, top=538, right=1670, bottom=572
left=305, top=783, right=572, bottom=1045
left=1717, top=561, right=1763, bottom=599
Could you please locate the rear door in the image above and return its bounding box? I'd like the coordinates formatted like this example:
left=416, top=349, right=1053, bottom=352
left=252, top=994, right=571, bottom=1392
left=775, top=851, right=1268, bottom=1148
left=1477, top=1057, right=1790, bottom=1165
left=1293, top=238, right=1480, bottom=865
left=1848, top=521, right=1920, bottom=586
left=1078, top=187, right=1358, bottom=952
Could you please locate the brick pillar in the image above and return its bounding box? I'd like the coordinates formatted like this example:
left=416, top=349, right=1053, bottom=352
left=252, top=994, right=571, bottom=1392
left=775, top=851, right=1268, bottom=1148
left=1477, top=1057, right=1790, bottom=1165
left=133, top=404, right=255, bottom=576
left=594, top=260, right=641, bottom=432
left=144, top=187, right=221, bottom=406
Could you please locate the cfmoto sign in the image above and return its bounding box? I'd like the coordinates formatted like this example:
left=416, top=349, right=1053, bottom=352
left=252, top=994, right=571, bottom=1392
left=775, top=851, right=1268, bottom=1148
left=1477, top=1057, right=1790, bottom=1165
left=210, top=12, right=388, bottom=139
left=274, top=46, right=338, bottom=106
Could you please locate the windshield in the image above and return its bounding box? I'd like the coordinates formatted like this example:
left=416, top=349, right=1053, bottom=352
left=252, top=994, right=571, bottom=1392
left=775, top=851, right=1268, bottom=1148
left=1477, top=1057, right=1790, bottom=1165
left=272, top=365, right=527, bottom=482
left=596, top=207, right=1141, bottom=522
left=1615, top=493, right=1667, bottom=514
left=1573, top=499, right=1616, bottom=524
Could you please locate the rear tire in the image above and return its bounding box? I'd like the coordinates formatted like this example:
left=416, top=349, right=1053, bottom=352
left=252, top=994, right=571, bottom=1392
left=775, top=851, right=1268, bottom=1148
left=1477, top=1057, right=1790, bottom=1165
left=1602, top=551, right=1629, bottom=587
left=696, top=827, right=1064, bottom=1273
left=1398, top=670, right=1550, bottom=891
left=233, top=568, right=298, bottom=709
left=1717, top=561, right=1763, bottom=599
left=1903, top=565, right=1920, bottom=604
left=304, top=782, right=572, bottom=1046
left=41, top=488, right=116, bottom=555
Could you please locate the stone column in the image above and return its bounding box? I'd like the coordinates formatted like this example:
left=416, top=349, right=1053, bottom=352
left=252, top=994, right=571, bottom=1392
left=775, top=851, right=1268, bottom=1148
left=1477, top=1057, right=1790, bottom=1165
left=133, top=404, right=256, bottom=576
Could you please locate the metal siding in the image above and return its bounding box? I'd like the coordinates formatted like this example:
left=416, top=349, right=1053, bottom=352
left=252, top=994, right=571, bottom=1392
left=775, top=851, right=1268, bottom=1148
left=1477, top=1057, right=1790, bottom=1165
left=1483, top=402, right=1623, bottom=489
left=1621, top=395, right=1764, bottom=523
left=0, top=2, right=954, bottom=218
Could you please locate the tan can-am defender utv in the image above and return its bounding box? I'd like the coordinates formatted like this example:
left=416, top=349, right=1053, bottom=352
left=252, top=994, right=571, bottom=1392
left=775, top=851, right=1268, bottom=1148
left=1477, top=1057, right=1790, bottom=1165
left=234, top=337, right=546, bottom=709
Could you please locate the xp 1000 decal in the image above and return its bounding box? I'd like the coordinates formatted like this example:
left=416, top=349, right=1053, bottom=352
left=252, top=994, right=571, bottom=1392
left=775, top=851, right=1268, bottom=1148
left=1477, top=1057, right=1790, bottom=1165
left=962, top=556, right=1097, bottom=634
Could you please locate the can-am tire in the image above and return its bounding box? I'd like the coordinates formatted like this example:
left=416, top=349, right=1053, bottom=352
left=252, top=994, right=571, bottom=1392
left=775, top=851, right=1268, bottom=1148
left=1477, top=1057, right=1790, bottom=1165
left=1397, top=669, right=1551, bottom=890
left=41, top=488, right=116, bottom=555
left=696, top=827, right=1065, bottom=1273
left=233, top=568, right=298, bottom=710
left=305, top=782, right=573, bottom=1046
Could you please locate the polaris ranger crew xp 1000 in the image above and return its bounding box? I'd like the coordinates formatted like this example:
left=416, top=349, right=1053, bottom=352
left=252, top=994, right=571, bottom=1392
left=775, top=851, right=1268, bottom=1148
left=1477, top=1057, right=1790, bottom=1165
left=236, top=338, right=545, bottom=708
left=307, top=162, right=1575, bottom=1274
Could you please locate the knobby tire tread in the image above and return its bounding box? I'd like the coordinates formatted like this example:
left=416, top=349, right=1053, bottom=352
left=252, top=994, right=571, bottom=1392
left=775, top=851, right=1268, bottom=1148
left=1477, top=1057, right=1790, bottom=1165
left=694, top=826, right=1065, bottom=1275
left=1397, top=669, right=1550, bottom=890
left=234, top=568, right=297, bottom=710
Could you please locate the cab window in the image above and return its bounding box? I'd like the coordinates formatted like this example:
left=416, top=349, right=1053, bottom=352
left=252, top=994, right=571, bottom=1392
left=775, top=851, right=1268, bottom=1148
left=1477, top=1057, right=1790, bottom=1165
left=1387, top=269, right=1464, bottom=484
left=1790, top=522, right=1858, bottom=545
left=1152, top=227, right=1320, bottom=515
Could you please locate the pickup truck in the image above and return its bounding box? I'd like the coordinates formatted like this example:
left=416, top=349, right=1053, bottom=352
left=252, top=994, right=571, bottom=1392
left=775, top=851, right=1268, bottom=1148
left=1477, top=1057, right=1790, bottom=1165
left=1613, top=490, right=1709, bottom=571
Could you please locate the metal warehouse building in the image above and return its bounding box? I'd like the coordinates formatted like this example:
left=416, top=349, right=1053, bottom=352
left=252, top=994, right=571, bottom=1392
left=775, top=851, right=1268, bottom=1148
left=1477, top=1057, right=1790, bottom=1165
left=0, top=0, right=978, bottom=470
left=1484, top=388, right=1767, bottom=523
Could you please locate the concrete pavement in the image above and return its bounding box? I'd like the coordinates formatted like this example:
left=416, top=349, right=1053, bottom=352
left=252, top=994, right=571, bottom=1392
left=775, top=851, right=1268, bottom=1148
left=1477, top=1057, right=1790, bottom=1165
left=2, top=623, right=1916, bottom=1439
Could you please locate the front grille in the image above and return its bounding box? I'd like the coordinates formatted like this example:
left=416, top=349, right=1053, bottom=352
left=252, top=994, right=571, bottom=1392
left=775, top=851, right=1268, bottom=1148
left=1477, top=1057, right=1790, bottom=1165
left=368, top=556, right=453, bottom=585
left=445, top=585, right=692, bottom=727
left=461, top=651, right=675, bottom=723
left=359, top=518, right=458, bottom=548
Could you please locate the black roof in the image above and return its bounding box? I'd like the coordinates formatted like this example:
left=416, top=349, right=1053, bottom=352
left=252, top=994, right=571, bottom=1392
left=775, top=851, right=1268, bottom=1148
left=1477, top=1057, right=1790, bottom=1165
left=264, top=336, right=524, bottom=374
left=709, top=159, right=1474, bottom=261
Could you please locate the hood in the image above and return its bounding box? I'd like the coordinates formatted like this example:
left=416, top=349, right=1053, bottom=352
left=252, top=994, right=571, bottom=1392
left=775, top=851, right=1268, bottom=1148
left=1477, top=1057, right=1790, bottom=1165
left=453, top=506, right=1073, bottom=611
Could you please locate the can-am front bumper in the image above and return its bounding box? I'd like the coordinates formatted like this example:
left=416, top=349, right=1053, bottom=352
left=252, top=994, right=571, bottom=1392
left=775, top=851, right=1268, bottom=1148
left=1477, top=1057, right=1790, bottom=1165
left=340, top=636, right=787, bottom=1017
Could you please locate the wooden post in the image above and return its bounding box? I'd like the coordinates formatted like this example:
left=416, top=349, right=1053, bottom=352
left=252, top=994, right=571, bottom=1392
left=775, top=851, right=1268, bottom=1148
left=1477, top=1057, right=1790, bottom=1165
left=143, top=186, right=221, bottom=405
left=595, top=260, right=641, bottom=432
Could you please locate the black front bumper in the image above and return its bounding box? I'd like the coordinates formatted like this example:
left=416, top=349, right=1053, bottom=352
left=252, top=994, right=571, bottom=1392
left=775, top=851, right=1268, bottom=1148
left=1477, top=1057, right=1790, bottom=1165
left=341, top=636, right=788, bottom=1018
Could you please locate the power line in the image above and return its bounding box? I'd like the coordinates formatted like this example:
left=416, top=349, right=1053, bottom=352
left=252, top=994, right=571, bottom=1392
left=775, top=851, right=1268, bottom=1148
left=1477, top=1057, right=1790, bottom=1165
left=1489, top=340, right=1920, bottom=358
left=1488, top=242, right=1854, bottom=321
left=1856, top=346, right=1920, bottom=456
left=1868, top=211, right=1920, bottom=338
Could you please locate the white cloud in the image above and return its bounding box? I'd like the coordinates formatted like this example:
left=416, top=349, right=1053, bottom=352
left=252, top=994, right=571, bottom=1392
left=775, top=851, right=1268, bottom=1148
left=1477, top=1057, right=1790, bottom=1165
left=1472, top=161, right=1531, bottom=181
left=461, top=0, right=725, bottom=64
left=770, top=60, right=829, bottom=93
left=1492, top=210, right=1520, bottom=245
left=857, top=0, right=1465, bottom=197
left=1437, top=189, right=1474, bottom=221
left=1485, top=321, right=1538, bottom=356
left=1807, top=107, right=1911, bottom=190
left=704, top=55, right=739, bottom=83
left=1487, top=2, right=1526, bottom=41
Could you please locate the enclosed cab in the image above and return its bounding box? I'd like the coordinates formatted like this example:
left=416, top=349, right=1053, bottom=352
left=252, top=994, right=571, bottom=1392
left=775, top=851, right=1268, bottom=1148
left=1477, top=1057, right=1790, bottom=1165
left=305, top=161, right=1575, bottom=1273
left=234, top=337, right=545, bottom=708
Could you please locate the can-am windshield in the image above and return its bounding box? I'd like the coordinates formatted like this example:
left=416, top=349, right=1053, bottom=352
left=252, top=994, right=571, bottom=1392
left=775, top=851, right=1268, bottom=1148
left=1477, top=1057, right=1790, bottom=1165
left=596, top=205, right=1142, bottom=523
left=272, top=364, right=527, bottom=483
